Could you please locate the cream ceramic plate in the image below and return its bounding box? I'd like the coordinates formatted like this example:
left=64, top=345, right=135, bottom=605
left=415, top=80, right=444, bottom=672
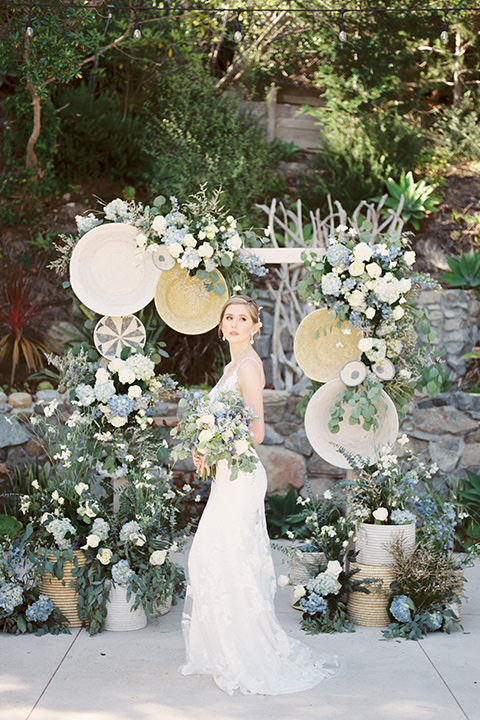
left=304, top=379, right=398, bottom=468
left=70, top=223, right=160, bottom=315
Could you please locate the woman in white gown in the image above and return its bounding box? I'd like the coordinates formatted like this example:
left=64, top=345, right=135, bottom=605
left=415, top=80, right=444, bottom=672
left=180, top=295, right=342, bottom=695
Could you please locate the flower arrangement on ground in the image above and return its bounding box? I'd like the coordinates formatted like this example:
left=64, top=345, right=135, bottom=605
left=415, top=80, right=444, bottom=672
left=0, top=531, right=69, bottom=635
left=297, top=222, right=437, bottom=431
left=170, top=389, right=259, bottom=481
left=339, top=436, right=429, bottom=526
left=75, top=466, right=189, bottom=635
left=49, top=344, right=176, bottom=477
left=51, top=186, right=268, bottom=295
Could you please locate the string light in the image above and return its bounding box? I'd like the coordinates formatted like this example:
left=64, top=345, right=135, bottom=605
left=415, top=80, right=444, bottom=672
left=133, top=6, right=141, bottom=39
left=440, top=9, right=449, bottom=43
left=234, top=15, right=242, bottom=43
left=25, top=17, right=33, bottom=37
left=338, top=9, right=346, bottom=44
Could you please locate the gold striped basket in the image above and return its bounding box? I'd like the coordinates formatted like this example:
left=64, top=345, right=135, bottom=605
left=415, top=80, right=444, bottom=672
left=39, top=551, right=86, bottom=627
left=347, top=562, right=395, bottom=627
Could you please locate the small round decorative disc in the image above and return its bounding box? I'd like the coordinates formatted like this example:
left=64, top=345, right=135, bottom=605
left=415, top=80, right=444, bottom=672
left=152, top=245, right=176, bottom=271
left=94, top=315, right=146, bottom=360
left=372, top=358, right=395, bottom=381
left=339, top=360, right=367, bottom=387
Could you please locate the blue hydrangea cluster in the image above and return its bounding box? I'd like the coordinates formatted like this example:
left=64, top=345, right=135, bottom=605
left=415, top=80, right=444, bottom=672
left=46, top=518, right=76, bottom=550
left=300, top=592, right=328, bottom=615
left=415, top=497, right=457, bottom=553
left=326, top=243, right=350, bottom=267
left=26, top=595, right=54, bottom=623
left=390, top=595, right=412, bottom=623
left=342, top=277, right=356, bottom=291
left=111, top=559, right=135, bottom=587
left=107, top=395, right=135, bottom=418
left=76, top=383, right=96, bottom=406
left=95, top=381, right=116, bottom=403
left=244, top=253, right=268, bottom=277
left=91, top=518, right=110, bottom=542
left=306, top=572, right=341, bottom=596
left=0, top=582, right=24, bottom=614
left=321, top=272, right=342, bottom=297
left=391, top=509, right=417, bottom=525
left=426, top=610, right=443, bottom=630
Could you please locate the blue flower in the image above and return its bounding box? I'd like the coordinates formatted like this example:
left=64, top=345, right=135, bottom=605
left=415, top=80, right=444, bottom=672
left=107, top=395, right=135, bottom=418
left=426, top=610, right=443, bottom=630
left=326, top=243, right=350, bottom=267
left=391, top=509, right=416, bottom=525
left=111, top=559, right=135, bottom=587
left=26, top=595, right=53, bottom=623
left=0, top=583, right=24, bottom=614
left=390, top=595, right=412, bottom=623
left=300, top=592, right=328, bottom=615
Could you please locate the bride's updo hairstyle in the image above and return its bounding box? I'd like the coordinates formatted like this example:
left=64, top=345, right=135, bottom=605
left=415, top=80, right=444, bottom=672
left=218, top=295, right=262, bottom=340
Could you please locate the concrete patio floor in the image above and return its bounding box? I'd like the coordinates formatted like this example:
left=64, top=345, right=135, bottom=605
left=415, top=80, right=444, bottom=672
left=1, top=547, right=479, bottom=720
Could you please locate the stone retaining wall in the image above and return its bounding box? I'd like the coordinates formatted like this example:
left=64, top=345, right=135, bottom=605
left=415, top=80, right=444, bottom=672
left=1, top=289, right=479, bottom=496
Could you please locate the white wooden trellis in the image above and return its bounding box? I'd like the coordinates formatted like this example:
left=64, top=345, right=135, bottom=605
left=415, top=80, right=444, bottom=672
left=251, top=196, right=406, bottom=391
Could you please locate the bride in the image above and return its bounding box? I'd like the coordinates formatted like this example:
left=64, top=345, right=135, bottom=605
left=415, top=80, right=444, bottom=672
left=180, top=295, right=342, bottom=695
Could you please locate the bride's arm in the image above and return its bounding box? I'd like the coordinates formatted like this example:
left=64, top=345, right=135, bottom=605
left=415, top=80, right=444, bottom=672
left=237, top=361, right=265, bottom=445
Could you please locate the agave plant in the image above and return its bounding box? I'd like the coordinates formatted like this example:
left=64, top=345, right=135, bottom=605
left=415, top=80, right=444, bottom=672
left=440, top=249, right=480, bottom=298
left=380, top=171, right=441, bottom=230
left=0, top=266, right=65, bottom=387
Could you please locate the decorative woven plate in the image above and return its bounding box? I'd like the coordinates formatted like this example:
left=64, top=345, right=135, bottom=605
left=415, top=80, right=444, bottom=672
left=151, top=244, right=176, bottom=271
left=154, top=264, right=228, bottom=335
left=69, top=223, right=160, bottom=315
left=94, top=315, right=146, bottom=360
left=372, top=358, right=396, bottom=381
left=294, top=309, right=364, bottom=382
left=304, top=379, right=399, bottom=468
left=339, top=360, right=367, bottom=387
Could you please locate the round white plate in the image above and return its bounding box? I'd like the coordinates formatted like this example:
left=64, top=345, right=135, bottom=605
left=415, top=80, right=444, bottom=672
left=69, top=223, right=160, bottom=315
left=94, top=315, right=146, bottom=360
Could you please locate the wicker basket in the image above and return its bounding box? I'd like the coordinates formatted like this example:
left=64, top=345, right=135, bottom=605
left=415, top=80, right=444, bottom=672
left=355, top=522, right=415, bottom=566
left=39, top=551, right=86, bottom=627
left=289, top=549, right=326, bottom=585
left=104, top=583, right=147, bottom=632
left=347, top=562, right=395, bottom=627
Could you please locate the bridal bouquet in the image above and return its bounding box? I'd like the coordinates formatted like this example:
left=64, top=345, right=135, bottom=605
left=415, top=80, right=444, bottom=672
left=170, top=390, right=259, bottom=481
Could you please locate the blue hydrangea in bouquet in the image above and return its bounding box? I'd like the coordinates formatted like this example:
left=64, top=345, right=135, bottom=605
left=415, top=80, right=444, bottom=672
left=170, top=389, right=259, bottom=481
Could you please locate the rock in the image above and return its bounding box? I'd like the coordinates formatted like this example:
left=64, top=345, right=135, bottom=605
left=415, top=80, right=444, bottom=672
left=256, top=445, right=306, bottom=494
left=0, top=416, right=30, bottom=448
left=461, top=444, right=480, bottom=467
left=36, top=389, right=64, bottom=403
left=263, top=423, right=285, bottom=445
left=284, top=430, right=313, bottom=457
left=0, top=392, right=7, bottom=404
left=428, top=436, right=464, bottom=473
left=306, top=453, right=345, bottom=478
left=301, top=477, right=337, bottom=500
left=274, top=421, right=299, bottom=437
left=412, top=407, right=478, bottom=437
left=263, top=390, right=289, bottom=422
left=7, top=392, right=33, bottom=409
left=0, top=403, right=12, bottom=415
left=450, top=392, right=480, bottom=413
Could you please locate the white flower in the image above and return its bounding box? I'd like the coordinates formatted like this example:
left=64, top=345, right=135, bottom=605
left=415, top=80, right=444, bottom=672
left=349, top=260, right=365, bottom=277
left=183, top=233, right=197, bottom=248
left=372, top=507, right=389, bottom=522
left=234, top=438, right=250, bottom=456
left=136, top=232, right=148, bottom=249
left=365, top=261, right=382, bottom=279
left=51, top=490, right=60, bottom=501
left=392, top=306, right=404, bottom=320
left=404, top=250, right=416, bottom=266
left=196, top=414, right=215, bottom=428
left=168, top=242, right=183, bottom=258
left=83, top=534, right=101, bottom=549
left=95, top=368, right=109, bottom=383
left=353, top=242, right=373, bottom=262
left=110, top=416, right=128, bottom=428
left=358, top=338, right=373, bottom=352
left=365, top=307, right=376, bottom=319
left=96, top=548, right=113, bottom=565
left=293, top=584, right=307, bottom=599
left=398, top=277, right=412, bottom=293
left=75, top=482, right=89, bottom=495
left=128, top=385, right=142, bottom=399
left=198, top=242, right=214, bottom=258
left=399, top=368, right=412, bottom=380
left=198, top=428, right=214, bottom=443
left=323, top=489, right=332, bottom=500
left=226, top=233, right=242, bottom=251
left=150, top=550, right=167, bottom=566
left=109, top=358, right=125, bottom=374
left=349, top=289, right=365, bottom=307
left=43, top=399, right=59, bottom=417
left=118, top=367, right=136, bottom=385
left=277, top=574, right=290, bottom=588
left=325, top=560, right=343, bottom=578
left=152, top=215, right=167, bottom=235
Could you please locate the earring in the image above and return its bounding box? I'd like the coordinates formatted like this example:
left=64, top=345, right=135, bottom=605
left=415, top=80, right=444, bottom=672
left=250, top=334, right=255, bottom=345
left=221, top=331, right=225, bottom=341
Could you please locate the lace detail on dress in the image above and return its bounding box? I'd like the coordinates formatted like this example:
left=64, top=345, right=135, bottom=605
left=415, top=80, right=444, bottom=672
left=180, top=368, right=343, bottom=695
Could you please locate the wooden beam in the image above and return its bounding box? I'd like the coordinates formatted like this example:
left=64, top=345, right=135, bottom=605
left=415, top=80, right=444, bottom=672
left=250, top=247, right=324, bottom=264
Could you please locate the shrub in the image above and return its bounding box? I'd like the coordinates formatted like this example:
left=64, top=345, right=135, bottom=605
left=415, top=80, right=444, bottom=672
left=430, top=94, right=480, bottom=162
left=140, top=62, right=280, bottom=221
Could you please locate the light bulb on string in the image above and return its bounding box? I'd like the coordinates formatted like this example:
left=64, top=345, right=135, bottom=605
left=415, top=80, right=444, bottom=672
left=338, top=9, right=346, bottom=44
left=234, top=15, right=242, bottom=43
left=440, top=12, right=449, bottom=43
left=133, top=7, right=141, bottom=39
left=26, top=18, right=34, bottom=37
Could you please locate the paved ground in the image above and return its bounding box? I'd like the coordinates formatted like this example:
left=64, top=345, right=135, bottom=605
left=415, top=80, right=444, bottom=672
left=1, top=547, right=479, bottom=720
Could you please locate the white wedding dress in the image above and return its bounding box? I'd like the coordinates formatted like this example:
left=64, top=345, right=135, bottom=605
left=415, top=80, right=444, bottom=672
left=180, top=361, right=343, bottom=695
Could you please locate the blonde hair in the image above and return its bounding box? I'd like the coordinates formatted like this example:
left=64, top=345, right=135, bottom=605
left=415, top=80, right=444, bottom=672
left=218, top=295, right=261, bottom=340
